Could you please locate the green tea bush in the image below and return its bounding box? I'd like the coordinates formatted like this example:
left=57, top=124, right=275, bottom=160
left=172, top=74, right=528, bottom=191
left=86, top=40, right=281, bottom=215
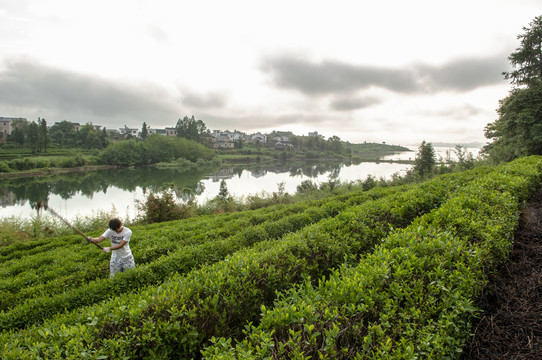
left=202, top=156, right=542, bottom=359
left=0, top=166, right=484, bottom=358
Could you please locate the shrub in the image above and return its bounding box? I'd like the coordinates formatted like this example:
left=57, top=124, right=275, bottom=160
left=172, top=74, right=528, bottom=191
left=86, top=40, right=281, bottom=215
left=137, top=189, right=190, bottom=223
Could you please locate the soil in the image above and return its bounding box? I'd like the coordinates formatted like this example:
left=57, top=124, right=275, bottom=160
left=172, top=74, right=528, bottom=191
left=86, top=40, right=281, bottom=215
left=461, top=190, right=542, bottom=359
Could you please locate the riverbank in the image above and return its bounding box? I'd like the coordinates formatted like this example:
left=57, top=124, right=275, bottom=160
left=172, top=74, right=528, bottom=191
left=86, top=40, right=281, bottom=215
left=0, top=164, right=118, bottom=179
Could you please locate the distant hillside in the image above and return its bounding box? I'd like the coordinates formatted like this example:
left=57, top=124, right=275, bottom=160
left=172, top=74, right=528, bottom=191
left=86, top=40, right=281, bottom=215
left=428, top=142, right=486, bottom=148
left=345, top=141, right=411, bottom=157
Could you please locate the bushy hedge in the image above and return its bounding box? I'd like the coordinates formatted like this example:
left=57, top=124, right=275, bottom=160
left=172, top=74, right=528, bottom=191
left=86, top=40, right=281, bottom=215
left=98, top=135, right=214, bottom=166
left=0, top=166, right=489, bottom=359
left=202, top=156, right=542, bottom=359
left=0, top=154, right=88, bottom=173
left=0, top=186, right=404, bottom=331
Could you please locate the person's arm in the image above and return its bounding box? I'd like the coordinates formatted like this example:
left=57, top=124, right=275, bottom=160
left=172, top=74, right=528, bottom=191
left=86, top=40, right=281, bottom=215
left=109, top=240, right=127, bottom=251
left=88, top=235, right=106, bottom=243
left=101, top=240, right=127, bottom=253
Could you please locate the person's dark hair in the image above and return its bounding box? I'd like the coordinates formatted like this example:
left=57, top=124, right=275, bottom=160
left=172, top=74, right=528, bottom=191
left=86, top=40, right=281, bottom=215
left=109, top=218, right=122, bottom=230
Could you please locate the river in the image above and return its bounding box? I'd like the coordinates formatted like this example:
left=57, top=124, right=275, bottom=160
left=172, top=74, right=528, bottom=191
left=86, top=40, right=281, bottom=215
left=0, top=146, right=479, bottom=222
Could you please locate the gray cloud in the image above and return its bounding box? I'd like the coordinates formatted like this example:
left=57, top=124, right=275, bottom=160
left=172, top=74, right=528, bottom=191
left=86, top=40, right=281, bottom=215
left=417, top=56, right=509, bottom=92
left=329, top=95, right=381, bottom=111
left=0, top=60, right=181, bottom=126
left=181, top=90, right=229, bottom=108
left=262, top=54, right=509, bottom=95
left=261, top=57, right=418, bottom=94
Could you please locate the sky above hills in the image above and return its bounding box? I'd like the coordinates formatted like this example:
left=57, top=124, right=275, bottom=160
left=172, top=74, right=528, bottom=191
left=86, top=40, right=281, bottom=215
left=0, top=0, right=540, bottom=146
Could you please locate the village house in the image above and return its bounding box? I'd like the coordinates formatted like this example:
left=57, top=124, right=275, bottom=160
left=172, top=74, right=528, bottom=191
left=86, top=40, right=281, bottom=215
left=250, top=133, right=267, bottom=144
left=267, top=131, right=293, bottom=150
left=148, top=128, right=167, bottom=136
left=0, top=117, right=27, bottom=136
left=308, top=131, right=324, bottom=138
left=210, top=130, right=246, bottom=149
left=165, top=127, right=177, bottom=137
left=119, top=125, right=139, bottom=138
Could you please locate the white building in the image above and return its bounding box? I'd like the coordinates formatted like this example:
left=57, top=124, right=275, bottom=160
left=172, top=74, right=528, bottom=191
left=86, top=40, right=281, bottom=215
left=119, top=125, right=139, bottom=137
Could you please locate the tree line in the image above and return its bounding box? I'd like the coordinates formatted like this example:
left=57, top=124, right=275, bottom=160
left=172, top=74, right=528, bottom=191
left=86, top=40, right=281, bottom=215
left=3, top=119, right=109, bottom=152
left=482, top=15, right=542, bottom=162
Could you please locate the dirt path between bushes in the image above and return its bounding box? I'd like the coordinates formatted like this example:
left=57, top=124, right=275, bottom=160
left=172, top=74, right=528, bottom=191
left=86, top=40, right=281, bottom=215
left=462, top=190, right=542, bottom=359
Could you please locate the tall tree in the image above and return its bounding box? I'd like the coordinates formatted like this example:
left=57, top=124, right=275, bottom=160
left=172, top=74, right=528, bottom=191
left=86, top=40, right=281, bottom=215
left=483, top=84, right=542, bottom=161
left=218, top=179, right=229, bottom=201
left=27, top=121, right=39, bottom=154
left=141, top=122, right=149, bottom=140
left=175, top=116, right=207, bottom=142
left=77, top=123, right=102, bottom=149
left=483, top=15, right=542, bottom=161
left=49, top=120, right=77, bottom=147
left=100, top=127, right=109, bottom=148
left=38, top=117, right=48, bottom=152
left=9, top=118, right=28, bottom=147
left=503, top=15, right=542, bottom=87
left=327, top=135, right=342, bottom=153
left=414, top=140, right=436, bottom=178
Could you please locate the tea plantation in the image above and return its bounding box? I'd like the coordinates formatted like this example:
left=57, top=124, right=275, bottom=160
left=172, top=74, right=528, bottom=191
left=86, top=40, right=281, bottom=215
left=1, top=156, right=541, bottom=359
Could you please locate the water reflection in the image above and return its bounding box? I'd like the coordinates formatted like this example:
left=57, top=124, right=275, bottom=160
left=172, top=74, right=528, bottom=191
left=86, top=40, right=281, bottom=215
left=0, top=165, right=213, bottom=210
left=0, top=159, right=411, bottom=221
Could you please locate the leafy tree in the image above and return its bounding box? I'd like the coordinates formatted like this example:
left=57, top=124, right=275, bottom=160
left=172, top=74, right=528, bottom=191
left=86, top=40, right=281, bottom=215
left=8, top=119, right=28, bottom=147
left=503, top=15, right=542, bottom=87
left=483, top=15, right=542, bottom=161
left=483, top=84, right=542, bottom=161
left=10, top=127, right=25, bottom=147
left=27, top=121, right=39, bottom=154
left=145, top=134, right=175, bottom=163
left=138, top=189, right=184, bottom=223
left=413, top=140, right=436, bottom=178
left=218, top=179, right=229, bottom=201
left=100, top=128, right=109, bottom=148
left=141, top=122, right=149, bottom=140
left=234, top=138, right=244, bottom=149
left=175, top=115, right=208, bottom=142
left=49, top=121, right=77, bottom=147
left=38, top=117, right=48, bottom=152
left=77, top=123, right=104, bottom=149
left=99, top=139, right=146, bottom=166
left=453, top=145, right=474, bottom=170
left=327, top=135, right=342, bottom=153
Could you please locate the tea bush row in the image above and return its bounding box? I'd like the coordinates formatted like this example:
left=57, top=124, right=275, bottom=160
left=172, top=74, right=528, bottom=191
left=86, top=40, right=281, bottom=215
left=0, top=186, right=406, bottom=329
left=0, top=167, right=488, bottom=358
left=202, top=156, right=542, bottom=359
left=0, top=186, right=399, bottom=312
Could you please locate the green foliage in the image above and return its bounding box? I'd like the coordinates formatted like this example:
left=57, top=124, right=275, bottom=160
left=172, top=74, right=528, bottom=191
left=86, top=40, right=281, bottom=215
left=48, top=120, right=77, bottom=147
left=0, top=154, right=89, bottom=172
left=137, top=188, right=194, bottom=223
left=1, top=157, right=541, bottom=360
left=484, top=83, right=542, bottom=161
left=202, top=156, right=542, bottom=359
left=98, top=135, right=214, bottom=166
left=413, top=140, right=436, bottom=177
left=484, top=15, right=542, bottom=162
left=140, top=122, right=149, bottom=140
left=296, top=179, right=319, bottom=194
left=175, top=115, right=208, bottom=142
left=98, top=139, right=145, bottom=165
left=503, top=15, right=542, bottom=87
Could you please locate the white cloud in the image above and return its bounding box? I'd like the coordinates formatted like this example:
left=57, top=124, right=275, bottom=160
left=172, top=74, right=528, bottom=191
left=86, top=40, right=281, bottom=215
left=0, top=0, right=540, bottom=144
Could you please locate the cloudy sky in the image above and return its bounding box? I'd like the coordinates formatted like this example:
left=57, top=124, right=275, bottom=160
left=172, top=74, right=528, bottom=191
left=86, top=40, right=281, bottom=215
left=0, top=0, right=540, bottom=145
